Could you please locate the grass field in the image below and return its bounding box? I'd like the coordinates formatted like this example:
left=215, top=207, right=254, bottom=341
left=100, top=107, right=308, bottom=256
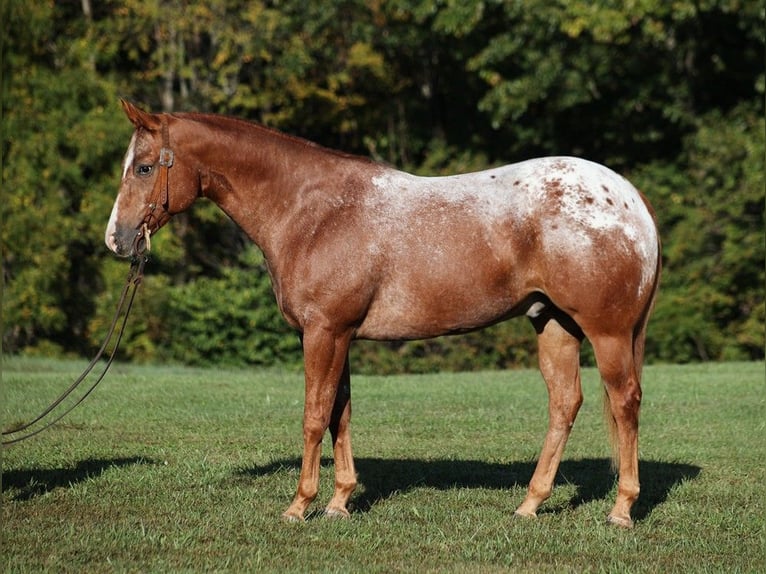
left=2, top=358, right=764, bottom=573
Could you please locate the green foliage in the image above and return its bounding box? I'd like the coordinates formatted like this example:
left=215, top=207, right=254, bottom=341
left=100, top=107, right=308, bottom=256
left=156, top=247, right=302, bottom=368
left=2, top=2, right=130, bottom=353
left=636, top=101, right=765, bottom=362
left=2, top=0, right=763, bottom=370
left=465, top=0, right=764, bottom=166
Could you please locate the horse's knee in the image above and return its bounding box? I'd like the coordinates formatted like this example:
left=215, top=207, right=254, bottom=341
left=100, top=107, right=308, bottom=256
left=303, top=415, right=329, bottom=443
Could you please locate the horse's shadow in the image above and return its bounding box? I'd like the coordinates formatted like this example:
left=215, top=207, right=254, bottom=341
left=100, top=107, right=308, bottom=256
left=4, top=455, right=700, bottom=523
left=2, top=457, right=153, bottom=501
left=238, top=457, right=700, bottom=522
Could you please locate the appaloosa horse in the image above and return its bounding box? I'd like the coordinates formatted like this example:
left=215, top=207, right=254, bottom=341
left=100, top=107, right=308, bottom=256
left=106, top=100, right=660, bottom=528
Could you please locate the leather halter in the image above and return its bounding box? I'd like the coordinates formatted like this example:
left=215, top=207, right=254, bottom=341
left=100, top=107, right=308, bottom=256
left=133, top=114, right=174, bottom=254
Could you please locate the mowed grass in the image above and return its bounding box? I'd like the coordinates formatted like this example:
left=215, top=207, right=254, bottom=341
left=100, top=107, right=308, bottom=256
left=2, top=358, right=764, bottom=573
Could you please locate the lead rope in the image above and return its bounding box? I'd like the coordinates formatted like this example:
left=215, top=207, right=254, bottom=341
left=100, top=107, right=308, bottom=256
left=2, top=254, right=148, bottom=446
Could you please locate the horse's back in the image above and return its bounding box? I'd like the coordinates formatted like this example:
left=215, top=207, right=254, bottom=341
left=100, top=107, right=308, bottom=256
left=368, top=156, right=658, bottom=286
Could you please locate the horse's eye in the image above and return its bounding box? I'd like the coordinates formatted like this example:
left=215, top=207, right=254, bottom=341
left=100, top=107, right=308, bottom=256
left=135, top=165, right=153, bottom=177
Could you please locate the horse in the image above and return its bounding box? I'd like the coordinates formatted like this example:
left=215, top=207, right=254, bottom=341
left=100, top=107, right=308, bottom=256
left=106, top=99, right=660, bottom=528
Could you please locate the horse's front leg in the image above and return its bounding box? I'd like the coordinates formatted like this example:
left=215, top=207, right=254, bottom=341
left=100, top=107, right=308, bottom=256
left=282, top=325, right=353, bottom=522
left=325, top=356, right=357, bottom=518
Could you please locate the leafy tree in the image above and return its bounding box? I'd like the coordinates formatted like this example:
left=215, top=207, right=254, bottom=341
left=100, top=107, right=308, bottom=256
left=2, top=1, right=129, bottom=354
left=2, top=0, right=763, bottom=369
left=640, top=102, right=764, bottom=361
left=463, top=0, right=764, bottom=167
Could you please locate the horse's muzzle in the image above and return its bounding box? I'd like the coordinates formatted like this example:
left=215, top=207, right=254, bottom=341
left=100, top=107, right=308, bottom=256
left=105, top=225, right=142, bottom=258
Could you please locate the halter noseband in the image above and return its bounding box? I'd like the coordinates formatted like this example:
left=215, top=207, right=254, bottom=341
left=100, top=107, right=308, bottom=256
left=134, top=114, right=174, bottom=255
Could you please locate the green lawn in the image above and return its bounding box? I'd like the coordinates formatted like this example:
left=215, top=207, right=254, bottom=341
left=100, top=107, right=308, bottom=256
left=3, top=358, right=765, bottom=573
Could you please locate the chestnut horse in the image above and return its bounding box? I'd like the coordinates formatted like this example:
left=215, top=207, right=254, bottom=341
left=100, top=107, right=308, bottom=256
left=106, top=100, right=660, bottom=528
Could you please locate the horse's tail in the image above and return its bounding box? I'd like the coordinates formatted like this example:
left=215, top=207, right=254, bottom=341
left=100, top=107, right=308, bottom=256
left=603, top=234, right=662, bottom=471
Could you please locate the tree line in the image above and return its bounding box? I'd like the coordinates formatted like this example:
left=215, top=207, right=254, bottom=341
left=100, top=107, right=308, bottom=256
left=2, top=0, right=763, bottom=373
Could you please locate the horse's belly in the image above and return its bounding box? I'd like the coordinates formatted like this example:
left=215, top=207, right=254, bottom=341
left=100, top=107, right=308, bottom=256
left=354, top=256, right=523, bottom=340
left=355, top=298, right=517, bottom=340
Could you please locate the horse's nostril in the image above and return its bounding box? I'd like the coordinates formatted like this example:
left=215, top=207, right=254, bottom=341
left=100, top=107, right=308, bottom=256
left=106, top=231, right=129, bottom=257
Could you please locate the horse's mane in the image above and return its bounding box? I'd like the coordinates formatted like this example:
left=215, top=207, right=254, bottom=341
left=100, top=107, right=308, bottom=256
left=171, top=111, right=375, bottom=164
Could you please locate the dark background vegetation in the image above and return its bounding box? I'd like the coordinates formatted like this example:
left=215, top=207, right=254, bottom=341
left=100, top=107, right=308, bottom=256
left=2, top=0, right=763, bottom=373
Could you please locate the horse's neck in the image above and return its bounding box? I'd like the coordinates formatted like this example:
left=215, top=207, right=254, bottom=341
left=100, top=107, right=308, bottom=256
left=194, top=120, right=370, bottom=260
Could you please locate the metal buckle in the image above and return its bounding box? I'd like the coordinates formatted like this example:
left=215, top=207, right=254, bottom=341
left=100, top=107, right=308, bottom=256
left=159, top=147, right=174, bottom=167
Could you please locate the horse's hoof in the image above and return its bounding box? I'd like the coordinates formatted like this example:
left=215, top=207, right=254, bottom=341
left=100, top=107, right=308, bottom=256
left=606, top=514, right=634, bottom=529
left=281, top=511, right=305, bottom=523
left=513, top=509, right=537, bottom=520
left=325, top=507, right=351, bottom=520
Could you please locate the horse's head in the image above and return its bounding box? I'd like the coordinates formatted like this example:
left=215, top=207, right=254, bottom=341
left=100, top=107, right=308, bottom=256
left=105, top=100, right=200, bottom=257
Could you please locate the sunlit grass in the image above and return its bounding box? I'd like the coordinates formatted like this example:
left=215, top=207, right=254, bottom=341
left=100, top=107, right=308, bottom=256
left=3, top=358, right=764, bottom=572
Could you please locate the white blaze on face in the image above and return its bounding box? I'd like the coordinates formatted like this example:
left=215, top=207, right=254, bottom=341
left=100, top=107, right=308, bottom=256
left=106, top=133, right=138, bottom=252
left=105, top=198, right=121, bottom=252
left=122, top=132, right=137, bottom=181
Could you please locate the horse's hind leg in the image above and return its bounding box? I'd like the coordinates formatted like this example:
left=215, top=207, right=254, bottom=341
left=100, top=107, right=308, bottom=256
left=325, top=356, right=357, bottom=518
left=591, top=333, right=642, bottom=528
left=515, top=314, right=583, bottom=519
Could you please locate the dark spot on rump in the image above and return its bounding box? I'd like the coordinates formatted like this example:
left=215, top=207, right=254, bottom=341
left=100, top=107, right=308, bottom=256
left=491, top=175, right=496, bottom=179
left=513, top=180, right=520, bottom=186
left=606, top=197, right=614, bottom=206
left=584, top=196, right=595, bottom=204
left=623, top=202, right=629, bottom=209
left=601, top=184, right=610, bottom=194
left=546, top=178, right=565, bottom=198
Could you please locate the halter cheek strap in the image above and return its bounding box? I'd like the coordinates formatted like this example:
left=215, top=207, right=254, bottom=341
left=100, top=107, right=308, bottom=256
left=135, top=115, right=174, bottom=254
left=156, top=117, right=174, bottom=209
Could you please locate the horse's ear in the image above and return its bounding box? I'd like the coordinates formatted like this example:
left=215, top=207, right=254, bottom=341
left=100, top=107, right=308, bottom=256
left=120, top=99, right=162, bottom=131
